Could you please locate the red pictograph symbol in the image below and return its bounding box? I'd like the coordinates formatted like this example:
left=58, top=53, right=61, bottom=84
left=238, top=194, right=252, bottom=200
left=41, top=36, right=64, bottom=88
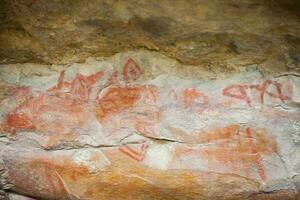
left=122, top=58, right=143, bottom=83
left=245, top=128, right=267, bottom=182
left=43, top=161, right=68, bottom=196
left=182, top=88, right=209, bottom=114
left=119, top=142, right=149, bottom=161
left=249, top=80, right=290, bottom=104
left=223, top=85, right=251, bottom=106
left=223, top=80, right=291, bottom=106
left=48, top=70, right=104, bottom=101
left=103, top=70, right=120, bottom=88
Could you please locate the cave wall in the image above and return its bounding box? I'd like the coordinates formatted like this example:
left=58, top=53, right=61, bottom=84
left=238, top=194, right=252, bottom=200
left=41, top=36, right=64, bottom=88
left=0, top=0, right=300, bottom=200
left=0, top=51, right=299, bottom=199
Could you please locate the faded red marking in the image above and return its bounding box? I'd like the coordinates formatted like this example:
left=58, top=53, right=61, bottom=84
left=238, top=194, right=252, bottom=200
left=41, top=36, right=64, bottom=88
left=249, top=80, right=290, bottom=104
left=133, top=86, right=161, bottom=137
left=96, top=86, right=142, bottom=122
left=96, top=84, right=161, bottom=138
left=48, top=70, right=104, bottom=102
left=5, top=112, right=36, bottom=133
left=142, top=85, right=160, bottom=105
left=103, top=70, right=120, bottom=88
left=122, top=58, right=143, bottom=83
left=45, top=167, right=56, bottom=194
left=169, top=88, right=209, bottom=114
left=43, top=161, right=68, bottom=195
left=9, top=86, right=32, bottom=98
left=245, top=128, right=267, bottom=181
left=56, top=70, right=65, bottom=90
left=236, top=129, right=250, bottom=177
left=223, top=85, right=251, bottom=106
left=96, top=85, right=160, bottom=118
left=47, top=71, right=66, bottom=92
left=2, top=70, right=104, bottom=138
left=135, top=121, right=157, bottom=137
left=175, top=125, right=276, bottom=182
left=182, top=88, right=209, bottom=114
left=26, top=158, right=90, bottom=198
left=223, top=80, right=291, bottom=106
left=119, top=142, right=149, bottom=161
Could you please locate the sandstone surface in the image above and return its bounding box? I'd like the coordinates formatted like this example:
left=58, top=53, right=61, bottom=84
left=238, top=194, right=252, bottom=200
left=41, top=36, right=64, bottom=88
left=0, top=51, right=299, bottom=199
left=0, top=0, right=300, bottom=199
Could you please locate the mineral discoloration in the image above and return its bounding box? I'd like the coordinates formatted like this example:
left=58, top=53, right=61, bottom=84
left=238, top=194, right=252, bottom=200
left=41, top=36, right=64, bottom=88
left=0, top=0, right=300, bottom=199
left=0, top=51, right=299, bottom=199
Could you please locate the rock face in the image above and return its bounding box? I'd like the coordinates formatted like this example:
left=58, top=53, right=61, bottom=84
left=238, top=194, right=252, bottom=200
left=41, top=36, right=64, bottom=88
left=0, top=0, right=300, bottom=75
left=0, top=0, right=300, bottom=200
left=0, top=51, right=299, bottom=199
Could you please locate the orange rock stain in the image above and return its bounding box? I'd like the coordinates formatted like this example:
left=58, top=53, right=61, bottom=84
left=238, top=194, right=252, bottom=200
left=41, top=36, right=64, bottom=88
left=175, top=125, right=277, bottom=182
left=1, top=70, right=104, bottom=138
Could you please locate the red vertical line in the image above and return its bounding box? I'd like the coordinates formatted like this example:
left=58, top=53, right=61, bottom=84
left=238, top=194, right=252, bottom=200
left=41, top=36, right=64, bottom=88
left=249, top=83, right=264, bottom=104
left=269, top=81, right=290, bottom=102
left=57, top=71, right=65, bottom=90
left=259, top=80, right=269, bottom=104
left=44, top=164, right=57, bottom=195
left=229, top=129, right=239, bottom=174
left=237, top=129, right=249, bottom=177
left=246, top=128, right=267, bottom=182
left=70, top=75, right=80, bottom=98
left=53, top=170, right=68, bottom=196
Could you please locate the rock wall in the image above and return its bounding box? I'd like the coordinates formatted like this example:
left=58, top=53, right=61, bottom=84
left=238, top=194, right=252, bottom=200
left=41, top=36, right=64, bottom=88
left=0, top=50, right=299, bottom=199
left=1, top=0, right=300, bottom=75
left=0, top=0, right=300, bottom=199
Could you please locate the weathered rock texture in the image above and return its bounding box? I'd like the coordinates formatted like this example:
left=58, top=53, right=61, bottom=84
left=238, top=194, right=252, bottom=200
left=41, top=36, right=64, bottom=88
left=0, top=50, right=299, bottom=199
left=0, top=0, right=300, bottom=74
left=0, top=0, right=300, bottom=200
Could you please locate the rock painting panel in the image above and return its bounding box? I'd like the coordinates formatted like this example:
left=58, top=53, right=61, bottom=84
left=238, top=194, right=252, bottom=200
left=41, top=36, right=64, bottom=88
left=0, top=57, right=297, bottom=189
left=1, top=70, right=103, bottom=135
left=223, top=80, right=291, bottom=106
left=173, top=125, right=278, bottom=182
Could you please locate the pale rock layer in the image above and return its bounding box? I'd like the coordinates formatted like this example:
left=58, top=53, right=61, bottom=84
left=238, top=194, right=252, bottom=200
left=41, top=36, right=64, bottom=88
left=0, top=51, right=299, bottom=199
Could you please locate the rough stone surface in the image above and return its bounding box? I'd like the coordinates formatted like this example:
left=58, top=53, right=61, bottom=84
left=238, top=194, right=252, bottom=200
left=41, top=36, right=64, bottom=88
left=0, top=50, right=299, bottom=199
left=0, top=0, right=300, bottom=75
left=1, top=0, right=300, bottom=199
